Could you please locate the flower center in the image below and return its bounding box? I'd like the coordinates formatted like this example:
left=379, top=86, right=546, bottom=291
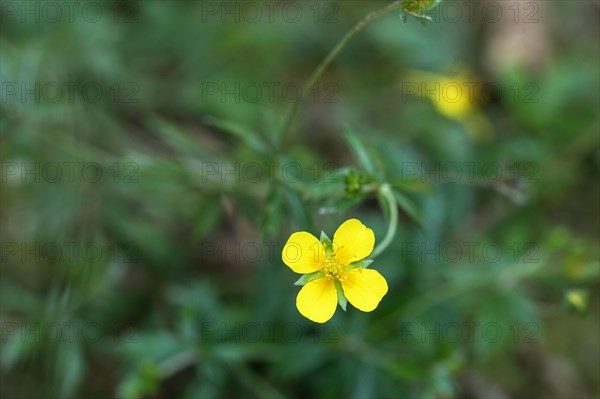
left=322, top=253, right=344, bottom=279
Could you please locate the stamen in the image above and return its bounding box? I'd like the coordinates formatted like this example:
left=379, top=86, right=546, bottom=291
left=321, top=253, right=343, bottom=278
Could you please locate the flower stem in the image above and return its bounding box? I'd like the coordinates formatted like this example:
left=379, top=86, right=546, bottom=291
left=280, top=1, right=405, bottom=140
left=372, top=183, right=398, bottom=258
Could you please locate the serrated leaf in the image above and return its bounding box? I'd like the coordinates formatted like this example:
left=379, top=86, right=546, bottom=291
left=347, top=259, right=373, bottom=270
left=334, top=279, right=347, bottom=311
left=294, top=272, right=325, bottom=286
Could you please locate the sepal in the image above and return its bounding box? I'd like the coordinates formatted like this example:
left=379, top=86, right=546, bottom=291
left=347, top=259, right=373, bottom=270
left=334, top=279, right=348, bottom=312
left=320, top=231, right=332, bottom=244
left=294, top=271, right=325, bottom=286
left=320, top=231, right=333, bottom=255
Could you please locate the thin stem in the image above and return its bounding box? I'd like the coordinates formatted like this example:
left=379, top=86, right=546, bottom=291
left=280, top=1, right=405, bottom=140
left=372, top=183, right=398, bottom=258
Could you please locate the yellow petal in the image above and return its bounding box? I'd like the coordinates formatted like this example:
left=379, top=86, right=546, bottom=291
left=282, top=232, right=324, bottom=274
left=341, top=269, right=388, bottom=312
left=332, top=219, right=375, bottom=264
left=296, top=277, right=338, bottom=323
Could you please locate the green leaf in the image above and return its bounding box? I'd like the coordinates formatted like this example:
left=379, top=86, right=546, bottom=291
left=334, top=279, right=347, bottom=311
left=149, top=117, right=213, bottom=159
left=192, top=194, right=222, bottom=239
left=402, top=0, right=442, bottom=22
left=393, top=190, right=424, bottom=229
left=402, top=0, right=442, bottom=13
left=320, top=195, right=365, bottom=215
left=204, top=116, right=268, bottom=153
left=319, top=231, right=332, bottom=244
left=283, top=186, right=311, bottom=229
left=391, top=178, right=431, bottom=193
left=57, top=343, right=84, bottom=397
left=320, top=231, right=334, bottom=254
left=402, top=12, right=432, bottom=24
left=259, top=188, right=283, bottom=240
left=402, top=0, right=442, bottom=15
left=344, top=127, right=377, bottom=176
left=347, top=259, right=373, bottom=270
left=294, top=272, right=325, bottom=286
left=117, top=361, right=161, bottom=399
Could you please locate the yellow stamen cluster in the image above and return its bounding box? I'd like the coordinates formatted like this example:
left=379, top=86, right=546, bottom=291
left=322, top=252, right=344, bottom=279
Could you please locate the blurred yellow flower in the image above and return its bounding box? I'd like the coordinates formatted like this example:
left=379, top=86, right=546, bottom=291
left=565, top=289, right=587, bottom=312
left=402, top=68, right=494, bottom=141
left=282, top=219, right=388, bottom=323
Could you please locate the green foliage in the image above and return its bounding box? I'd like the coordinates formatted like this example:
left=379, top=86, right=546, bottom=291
left=1, top=1, right=599, bottom=398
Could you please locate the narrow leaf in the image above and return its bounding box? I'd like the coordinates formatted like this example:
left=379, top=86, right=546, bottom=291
left=393, top=190, right=424, bottom=229
left=334, top=279, right=348, bottom=311
left=204, top=116, right=268, bottom=153
left=283, top=186, right=311, bottom=229
left=347, top=259, right=373, bottom=270
left=294, top=272, right=325, bottom=286
left=344, top=127, right=377, bottom=176
left=259, top=188, right=283, bottom=240
left=320, top=231, right=332, bottom=244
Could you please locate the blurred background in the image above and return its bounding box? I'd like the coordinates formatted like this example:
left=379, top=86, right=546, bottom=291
left=1, top=1, right=599, bottom=398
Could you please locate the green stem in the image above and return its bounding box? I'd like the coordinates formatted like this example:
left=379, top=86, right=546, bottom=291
left=372, top=183, right=398, bottom=258
left=280, top=1, right=405, bottom=140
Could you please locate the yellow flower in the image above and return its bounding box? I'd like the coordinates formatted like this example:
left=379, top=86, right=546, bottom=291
left=402, top=68, right=494, bottom=142
left=282, top=219, right=388, bottom=323
left=565, top=289, right=587, bottom=312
